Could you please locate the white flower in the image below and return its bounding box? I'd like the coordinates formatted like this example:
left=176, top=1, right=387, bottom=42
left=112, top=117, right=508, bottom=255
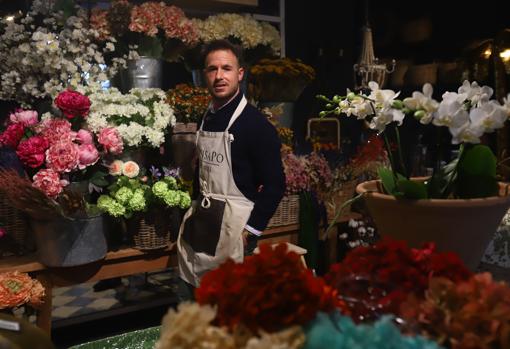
left=122, top=161, right=140, bottom=178
left=403, top=83, right=439, bottom=124
left=108, top=160, right=124, bottom=176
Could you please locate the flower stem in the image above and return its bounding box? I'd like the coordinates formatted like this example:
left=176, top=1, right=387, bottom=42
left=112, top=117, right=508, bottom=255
left=395, top=126, right=408, bottom=179
left=321, top=193, right=363, bottom=240
left=383, top=133, right=399, bottom=185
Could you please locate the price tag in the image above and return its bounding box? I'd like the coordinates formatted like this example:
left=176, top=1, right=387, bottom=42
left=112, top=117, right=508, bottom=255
left=0, top=319, right=20, bottom=332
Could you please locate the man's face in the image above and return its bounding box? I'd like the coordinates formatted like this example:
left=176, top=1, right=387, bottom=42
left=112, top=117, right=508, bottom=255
left=204, top=49, right=244, bottom=103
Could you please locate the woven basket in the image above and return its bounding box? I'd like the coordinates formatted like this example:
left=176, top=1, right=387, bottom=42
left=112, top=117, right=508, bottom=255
left=128, top=208, right=172, bottom=250
left=267, top=195, right=300, bottom=228
left=0, top=196, right=30, bottom=252
left=326, top=180, right=357, bottom=221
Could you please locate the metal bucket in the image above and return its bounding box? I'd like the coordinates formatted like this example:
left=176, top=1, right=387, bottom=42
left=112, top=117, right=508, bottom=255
left=120, top=57, right=162, bottom=92
left=30, top=215, right=107, bottom=267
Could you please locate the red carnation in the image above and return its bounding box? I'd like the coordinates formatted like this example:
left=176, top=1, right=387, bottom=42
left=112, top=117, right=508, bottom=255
left=16, top=136, right=49, bottom=168
left=54, top=90, right=91, bottom=119
left=0, top=123, right=25, bottom=149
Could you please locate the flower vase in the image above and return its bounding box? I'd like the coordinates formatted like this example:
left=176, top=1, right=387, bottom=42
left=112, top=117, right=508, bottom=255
left=126, top=207, right=172, bottom=250
left=119, top=57, right=162, bottom=92
left=30, top=214, right=108, bottom=267
left=356, top=179, right=510, bottom=270
left=191, top=69, right=206, bottom=87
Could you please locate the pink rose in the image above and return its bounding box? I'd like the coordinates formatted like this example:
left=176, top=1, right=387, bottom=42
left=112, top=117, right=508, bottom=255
left=38, top=118, right=73, bottom=145
left=98, top=127, right=123, bottom=155
left=108, top=160, right=124, bottom=176
left=9, top=109, right=38, bottom=126
left=77, top=144, right=99, bottom=169
left=32, top=169, right=65, bottom=198
left=122, top=161, right=140, bottom=178
left=0, top=123, right=25, bottom=149
left=54, top=90, right=91, bottom=119
left=45, top=140, right=79, bottom=173
left=76, top=129, right=93, bottom=144
left=16, top=136, right=49, bottom=168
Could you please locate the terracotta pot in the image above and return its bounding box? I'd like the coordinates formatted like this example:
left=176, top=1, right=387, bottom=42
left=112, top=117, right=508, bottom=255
left=356, top=179, right=510, bottom=270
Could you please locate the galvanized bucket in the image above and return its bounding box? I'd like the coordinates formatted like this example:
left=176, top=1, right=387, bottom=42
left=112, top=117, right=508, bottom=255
left=30, top=215, right=107, bottom=267
left=120, top=57, right=162, bottom=91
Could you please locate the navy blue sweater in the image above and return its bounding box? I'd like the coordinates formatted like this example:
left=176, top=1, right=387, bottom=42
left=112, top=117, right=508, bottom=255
left=194, top=93, right=285, bottom=231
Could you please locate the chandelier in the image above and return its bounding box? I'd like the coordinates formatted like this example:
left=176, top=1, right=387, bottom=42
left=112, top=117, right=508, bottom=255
left=353, top=25, right=395, bottom=91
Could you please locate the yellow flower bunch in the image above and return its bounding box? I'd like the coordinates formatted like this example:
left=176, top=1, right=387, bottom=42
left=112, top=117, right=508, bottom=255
left=250, top=58, right=315, bottom=82
left=166, top=84, right=211, bottom=123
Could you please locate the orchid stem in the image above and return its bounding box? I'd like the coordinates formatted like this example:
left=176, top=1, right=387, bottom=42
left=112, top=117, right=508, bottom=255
left=383, top=133, right=399, bottom=184
left=395, top=127, right=408, bottom=179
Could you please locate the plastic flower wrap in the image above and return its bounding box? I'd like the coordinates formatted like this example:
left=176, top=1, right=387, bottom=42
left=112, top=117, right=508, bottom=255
left=324, top=239, right=472, bottom=322
left=166, top=84, right=211, bottom=124
left=97, top=162, right=191, bottom=219
left=91, top=0, right=198, bottom=61
left=399, top=273, right=510, bottom=349
left=195, top=243, right=342, bottom=333
left=0, top=0, right=129, bottom=107
left=250, top=58, right=316, bottom=102
left=79, top=85, right=175, bottom=148
left=0, top=271, right=45, bottom=310
left=319, top=81, right=510, bottom=200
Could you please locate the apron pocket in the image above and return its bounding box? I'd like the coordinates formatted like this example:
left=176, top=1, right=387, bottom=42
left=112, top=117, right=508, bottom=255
left=182, top=197, right=225, bottom=256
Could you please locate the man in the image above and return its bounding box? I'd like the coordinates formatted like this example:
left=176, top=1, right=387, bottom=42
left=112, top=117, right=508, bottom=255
left=176, top=40, right=285, bottom=296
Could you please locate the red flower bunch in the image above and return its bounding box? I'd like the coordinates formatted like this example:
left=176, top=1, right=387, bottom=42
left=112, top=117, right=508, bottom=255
left=0, top=123, right=24, bottom=149
left=324, top=238, right=472, bottom=321
left=196, top=243, right=342, bottom=333
left=400, top=273, right=510, bottom=349
left=54, top=89, right=91, bottom=119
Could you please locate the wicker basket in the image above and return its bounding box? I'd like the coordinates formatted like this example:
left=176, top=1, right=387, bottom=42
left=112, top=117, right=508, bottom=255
left=0, top=196, right=30, bottom=252
left=326, top=180, right=357, bottom=222
left=128, top=208, right=172, bottom=250
left=267, top=194, right=300, bottom=228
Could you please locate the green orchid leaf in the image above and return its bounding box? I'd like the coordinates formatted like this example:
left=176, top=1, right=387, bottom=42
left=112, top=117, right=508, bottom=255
left=378, top=167, right=406, bottom=195
left=395, top=179, right=428, bottom=199
left=427, top=156, right=459, bottom=199
left=91, top=178, right=109, bottom=187
left=457, top=144, right=498, bottom=198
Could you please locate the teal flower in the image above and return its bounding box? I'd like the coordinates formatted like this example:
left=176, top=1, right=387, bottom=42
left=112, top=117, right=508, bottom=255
left=179, top=191, right=191, bottom=209
left=128, top=188, right=146, bottom=212
left=114, top=186, right=133, bottom=205
left=163, top=190, right=180, bottom=207
left=152, top=181, right=169, bottom=198
left=97, top=195, right=126, bottom=217
left=163, top=176, right=177, bottom=190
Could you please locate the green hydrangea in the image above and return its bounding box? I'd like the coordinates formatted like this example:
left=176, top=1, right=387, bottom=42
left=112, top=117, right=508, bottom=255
left=114, top=186, right=133, bottom=205
left=179, top=191, right=191, bottom=209
left=163, top=190, right=180, bottom=207
left=97, top=195, right=126, bottom=217
left=128, top=189, right=147, bottom=212
left=163, top=176, right=177, bottom=190
left=152, top=181, right=169, bottom=199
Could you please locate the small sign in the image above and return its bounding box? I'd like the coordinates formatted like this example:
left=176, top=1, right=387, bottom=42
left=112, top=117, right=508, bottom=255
left=0, top=319, right=20, bottom=332
left=306, top=117, right=340, bottom=150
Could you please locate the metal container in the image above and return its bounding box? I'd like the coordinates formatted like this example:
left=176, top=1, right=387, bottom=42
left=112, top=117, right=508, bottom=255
left=30, top=215, right=107, bottom=267
left=120, top=57, right=162, bottom=91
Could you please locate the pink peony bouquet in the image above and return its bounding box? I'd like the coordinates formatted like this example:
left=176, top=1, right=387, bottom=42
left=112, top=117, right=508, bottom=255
left=0, top=89, right=124, bottom=210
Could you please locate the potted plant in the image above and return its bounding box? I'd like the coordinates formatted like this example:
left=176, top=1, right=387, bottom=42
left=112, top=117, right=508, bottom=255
left=0, top=89, right=119, bottom=267
left=319, top=80, right=510, bottom=269
left=97, top=161, right=191, bottom=250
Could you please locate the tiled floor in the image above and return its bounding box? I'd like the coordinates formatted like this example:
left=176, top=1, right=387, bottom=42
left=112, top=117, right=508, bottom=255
left=51, top=268, right=179, bottom=326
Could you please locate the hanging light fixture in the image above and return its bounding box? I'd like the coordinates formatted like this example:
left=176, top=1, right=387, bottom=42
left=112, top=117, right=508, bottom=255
left=353, top=1, right=395, bottom=91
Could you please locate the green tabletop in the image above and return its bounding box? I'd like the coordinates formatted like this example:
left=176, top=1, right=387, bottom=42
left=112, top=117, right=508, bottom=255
left=69, top=326, right=160, bottom=349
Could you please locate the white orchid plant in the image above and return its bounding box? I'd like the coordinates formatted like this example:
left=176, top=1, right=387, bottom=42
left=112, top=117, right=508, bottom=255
left=319, top=80, right=510, bottom=200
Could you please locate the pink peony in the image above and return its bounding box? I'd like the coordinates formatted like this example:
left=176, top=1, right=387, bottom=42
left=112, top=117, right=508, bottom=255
left=45, top=140, right=79, bottom=173
left=9, top=109, right=38, bottom=126
left=32, top=169, right=66, bottom=198
left=38, top=118, right=73, bottom=145
left=98, top=128, right=123, bottom=155
left=0, top=123, right=25, bottom=149
left=108, top=160, right=124, bottom=176
left=54, top=90, right=91, bottom=119
left=76, top=129, right=93, bottom=144
left=77, top=144, right=99, bottom=169
left=16, top=136, right=49, bottom=168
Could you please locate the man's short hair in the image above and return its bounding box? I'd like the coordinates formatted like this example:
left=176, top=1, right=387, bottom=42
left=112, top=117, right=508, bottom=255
left=201, top=39, right=245, bottom=68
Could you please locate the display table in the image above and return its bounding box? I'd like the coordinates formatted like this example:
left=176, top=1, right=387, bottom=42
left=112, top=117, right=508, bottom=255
left=0, top=213, right=359, bottom=336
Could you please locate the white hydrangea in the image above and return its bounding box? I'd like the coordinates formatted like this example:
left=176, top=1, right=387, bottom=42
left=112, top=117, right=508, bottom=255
left=84, top=87, right=175, bottom=148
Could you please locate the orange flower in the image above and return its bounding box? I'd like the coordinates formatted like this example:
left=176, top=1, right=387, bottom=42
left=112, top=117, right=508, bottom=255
left=0, top=271, right=45, bottom=309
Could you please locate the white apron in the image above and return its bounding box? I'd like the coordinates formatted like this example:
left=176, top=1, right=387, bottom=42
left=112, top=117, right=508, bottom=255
left=177, top=96, right=254, bottom=287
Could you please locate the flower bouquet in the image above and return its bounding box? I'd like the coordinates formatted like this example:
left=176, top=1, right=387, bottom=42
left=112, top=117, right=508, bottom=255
left=250, top=58, right=316, bottom=102
left=91, top=0, right=198, bottom=62
left=80, top=85, right=175, bottom=150
left=156, top=243, right=443, bottom=349
left=0, top=271, right=45, bottom=310
left=166, top=84, right=210, bottom=125
left=0, top=0, right=128, bottom=108
left=187, top=13, right=281, bottom=68
left=97, top=161, right=191, bottom=249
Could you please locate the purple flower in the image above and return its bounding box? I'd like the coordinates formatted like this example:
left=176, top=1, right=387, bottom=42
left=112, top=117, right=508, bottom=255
left=150, top=166, right=162, bottom=179
left=163, top=166, right=180, bottom=178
